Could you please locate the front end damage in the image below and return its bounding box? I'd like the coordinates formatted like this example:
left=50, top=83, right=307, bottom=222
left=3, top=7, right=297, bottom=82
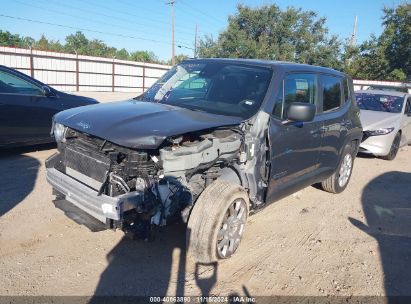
left=46, top=113, right=270, bottom=239
left=45, top=59, right=274, bottom=246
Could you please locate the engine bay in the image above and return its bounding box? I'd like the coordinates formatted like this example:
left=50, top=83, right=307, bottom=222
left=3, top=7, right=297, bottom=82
left=51, top=126, right=247, bottom=238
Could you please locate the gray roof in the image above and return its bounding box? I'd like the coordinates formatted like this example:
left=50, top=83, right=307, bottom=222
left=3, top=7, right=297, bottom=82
left=183, top=58, right=346, bottom=77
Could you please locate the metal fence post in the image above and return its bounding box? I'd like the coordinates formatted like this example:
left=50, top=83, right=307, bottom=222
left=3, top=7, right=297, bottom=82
left=142, top=65, right=145, bottom=93
left=112, top=57, right=115, bottom=92
left=29, top=47, right=34, bottom=78
left=75, top=51, right=79, bottom=92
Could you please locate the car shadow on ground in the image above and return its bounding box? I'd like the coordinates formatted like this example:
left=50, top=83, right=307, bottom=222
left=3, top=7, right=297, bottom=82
left=0, top=144, right=53, bottom=217
left=91, top=225, right=220, bottom=299
left=356, top=152, right=378, bottom=159
left=349, top=171, right=411, bottom=297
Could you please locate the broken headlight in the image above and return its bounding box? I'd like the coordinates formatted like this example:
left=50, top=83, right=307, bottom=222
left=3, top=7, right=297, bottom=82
left=53, top=122, right=67, bottom=142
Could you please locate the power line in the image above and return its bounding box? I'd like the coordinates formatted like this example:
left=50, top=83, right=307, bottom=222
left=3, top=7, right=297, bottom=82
left=176, top=7, right=222, bottom=31
left=0, top=14, right=192, bottom=48
left=16, top=0, right=195, bottom=44
left=116, top=0, right=208, bottom=37
left=13, top=0, right=193, bottom=46
left=117, top=0, right=169, bottom=18
left=82, top=0, right=195, bottom=37
left=179, top=0, right=225, bottom=27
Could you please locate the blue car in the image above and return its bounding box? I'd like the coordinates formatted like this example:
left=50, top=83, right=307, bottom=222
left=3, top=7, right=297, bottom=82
left=0, top=65, right=98, bottom=148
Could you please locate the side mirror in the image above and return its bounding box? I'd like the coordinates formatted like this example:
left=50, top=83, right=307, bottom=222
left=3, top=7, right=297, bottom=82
left=284, top=102, right=316, bottom=123
left=42, top=85, right=55, bottom=97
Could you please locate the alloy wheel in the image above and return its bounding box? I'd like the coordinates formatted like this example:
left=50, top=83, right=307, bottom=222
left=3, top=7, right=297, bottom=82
left=217, top=199, right=247, bottom=258
left=338, top=153, right=353, bottom=187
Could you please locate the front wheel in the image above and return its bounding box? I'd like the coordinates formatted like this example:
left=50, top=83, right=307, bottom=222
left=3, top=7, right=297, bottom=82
left=382, top=132, right=401, bottom=161
left=321, top=143, right=355, bottom=194
left=187, top=181, right=249, bottom=263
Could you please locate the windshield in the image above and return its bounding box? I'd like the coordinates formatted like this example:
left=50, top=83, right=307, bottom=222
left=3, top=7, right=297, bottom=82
left=356, top=93, right=404, bottom=113
left=138, top=62, right=272, bottom=119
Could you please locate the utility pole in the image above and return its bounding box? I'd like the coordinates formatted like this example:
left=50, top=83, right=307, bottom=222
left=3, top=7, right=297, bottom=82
left=167, top=0, right=176, bottom=65
left=194, top=24, right=198, bottom=58
left=349, top=16, right=358, bottom=47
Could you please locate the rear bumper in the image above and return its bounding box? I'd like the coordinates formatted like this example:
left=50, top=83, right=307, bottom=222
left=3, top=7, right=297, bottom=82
left=46, top=166, right=142, bottom=224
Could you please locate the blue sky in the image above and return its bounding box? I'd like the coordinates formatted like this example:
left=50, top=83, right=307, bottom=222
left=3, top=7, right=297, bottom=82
left=0, top=0, right=403, bottom=61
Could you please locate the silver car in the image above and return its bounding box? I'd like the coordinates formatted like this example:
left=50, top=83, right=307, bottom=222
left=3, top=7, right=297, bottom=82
left=356, top=90, right=411, bottom=160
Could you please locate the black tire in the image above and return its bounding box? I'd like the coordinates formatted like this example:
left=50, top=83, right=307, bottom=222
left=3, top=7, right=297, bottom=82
left=52, top=189, right=65, bottom=200
left=321, top=143, right=355, bottom=194
left=187, top=181, right=249, bottom=263
left=382, top=132, right=401, bottom=161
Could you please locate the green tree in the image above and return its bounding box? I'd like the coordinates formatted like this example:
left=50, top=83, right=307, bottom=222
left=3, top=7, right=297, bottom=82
left=198, top=4, right=342, bottom=69
left=130, top=50, right=158, bottom=63
left=64, top=31, right=89, bottom=54
left=167, top=54, right=189, bottom=65
left=116, top=48, right=130, bottom=60
left=22, top=37, right=36, bottom=48
left=88, top=39, right=110, bottom=57
left=381, top=4, right=410, bottom=80
left=0, top=29, right=164, bottom=63
left=343, top=3, right=410, bottom=81
left=33, top=35, right=63, bottom=52
left=34, top=35, right=50, bottom=51
left=48, top=40, right=64, bottom=52
left=0, top=30, right=26, bottom=47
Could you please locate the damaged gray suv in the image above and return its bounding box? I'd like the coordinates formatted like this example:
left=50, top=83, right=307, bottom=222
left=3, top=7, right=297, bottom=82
left=46, top=59, right=362, bottom=262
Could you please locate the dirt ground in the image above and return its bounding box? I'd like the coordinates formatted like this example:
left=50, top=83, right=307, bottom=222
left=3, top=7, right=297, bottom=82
left=0, top=94, right=410, bottom=297
left=1, top=145, right=410, bottom=297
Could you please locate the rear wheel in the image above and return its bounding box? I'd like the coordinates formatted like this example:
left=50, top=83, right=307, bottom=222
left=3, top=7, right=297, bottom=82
left=187, top=181, right=249, bottom=263
left=382, top=132, right=401, bottom=161
left=321, top=143, right=355, bottom=194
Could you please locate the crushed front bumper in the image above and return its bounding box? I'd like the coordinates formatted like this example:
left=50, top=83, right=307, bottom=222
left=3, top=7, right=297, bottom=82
left=46, top=153, right=142, bottom=224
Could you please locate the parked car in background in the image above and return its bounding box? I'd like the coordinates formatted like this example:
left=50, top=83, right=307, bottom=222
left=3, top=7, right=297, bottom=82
left=0, top=65, right=98, bottom=148
left=46, top=59, right=362, bottom=262
left=366, top=84, right=409, bottom=93
left=356, top=90, right=411, bottom=160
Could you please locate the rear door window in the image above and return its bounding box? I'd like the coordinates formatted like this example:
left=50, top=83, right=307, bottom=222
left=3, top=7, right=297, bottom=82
left=320, top=75, right=342, bottom=112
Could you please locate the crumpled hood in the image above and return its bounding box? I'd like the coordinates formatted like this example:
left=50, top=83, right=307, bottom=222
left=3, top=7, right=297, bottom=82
left=54, top=100, right=242, bottom=149
left=360, top=109, right=402, bottom=131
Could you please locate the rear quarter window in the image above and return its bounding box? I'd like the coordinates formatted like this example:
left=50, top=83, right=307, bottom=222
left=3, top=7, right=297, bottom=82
left=343, top=78, right=351, bottom=103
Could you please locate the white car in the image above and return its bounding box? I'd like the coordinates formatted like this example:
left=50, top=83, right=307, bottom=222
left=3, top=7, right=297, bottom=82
left=356, top=90, right=411, bottom=160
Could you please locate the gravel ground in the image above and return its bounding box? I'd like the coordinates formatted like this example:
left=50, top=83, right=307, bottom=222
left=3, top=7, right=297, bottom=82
left=1, top=145, right=410, bottom=297
left=0, top=93, right=410, bottom=297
